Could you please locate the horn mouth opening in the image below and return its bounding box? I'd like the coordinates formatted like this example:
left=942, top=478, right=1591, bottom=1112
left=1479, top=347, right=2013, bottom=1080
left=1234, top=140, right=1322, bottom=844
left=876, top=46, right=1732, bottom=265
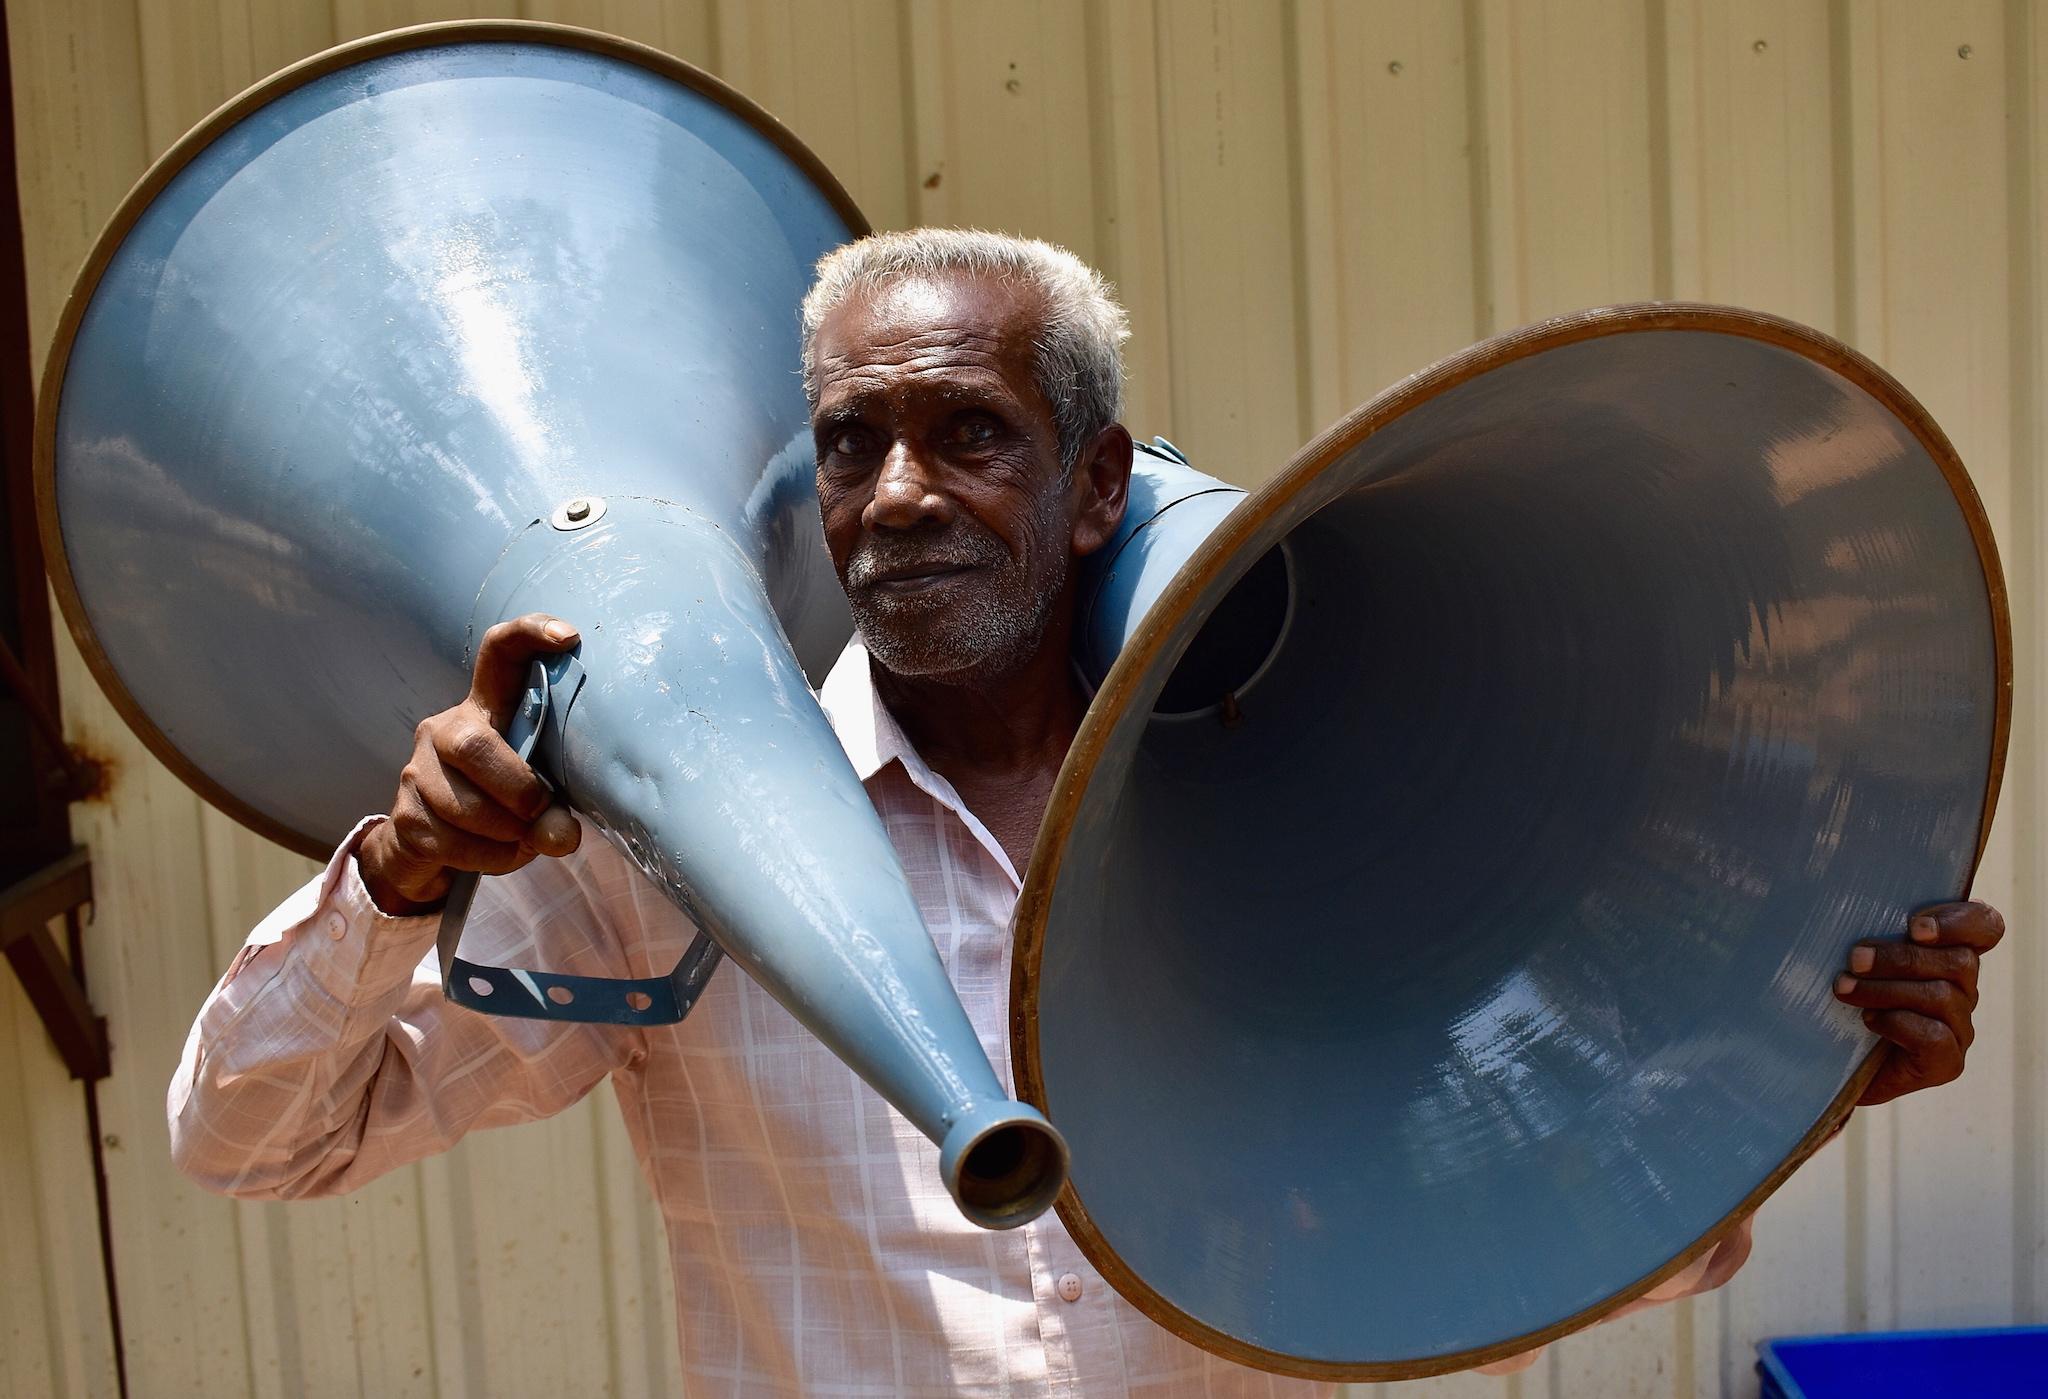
left=1016, top=313, right=2008, bottom=1373
left=941, top=1106, right=1069, bottom=1230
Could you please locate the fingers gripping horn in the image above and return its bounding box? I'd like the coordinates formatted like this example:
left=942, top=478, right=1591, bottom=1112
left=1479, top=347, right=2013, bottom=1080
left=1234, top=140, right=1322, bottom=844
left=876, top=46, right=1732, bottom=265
left=38, top=22, right=1064, bottom=1229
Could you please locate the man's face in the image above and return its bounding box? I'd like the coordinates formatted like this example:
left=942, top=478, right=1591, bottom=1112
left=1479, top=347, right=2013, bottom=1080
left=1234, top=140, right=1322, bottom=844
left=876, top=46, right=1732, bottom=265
left=810, top=275, right=1078, bottom=681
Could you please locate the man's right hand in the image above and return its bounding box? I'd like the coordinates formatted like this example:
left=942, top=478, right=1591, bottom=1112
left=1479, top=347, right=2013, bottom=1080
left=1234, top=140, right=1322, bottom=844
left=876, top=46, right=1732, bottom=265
left=358, top=614, right=585, bottom=915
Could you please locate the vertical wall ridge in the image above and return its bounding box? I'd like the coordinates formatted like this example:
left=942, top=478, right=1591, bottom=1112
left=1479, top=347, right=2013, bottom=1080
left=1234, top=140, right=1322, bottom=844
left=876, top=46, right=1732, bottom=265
left=1461, top=0, right=1496, bottom=335
left=1279, top=0, right=1316, bottom=445
left=2002, top=0, right=2044, bottom=1326
left=894, top=0, right=923, bottom=228
left=1644, top=0, right=1674, bottom=299
left=1825, top=0, right=1873, bottom=1335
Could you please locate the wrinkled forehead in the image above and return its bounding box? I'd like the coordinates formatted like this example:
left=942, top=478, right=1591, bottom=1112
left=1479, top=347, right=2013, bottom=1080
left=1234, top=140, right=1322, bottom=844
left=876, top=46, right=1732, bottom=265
left=813, top=272, right=1047, bottom=386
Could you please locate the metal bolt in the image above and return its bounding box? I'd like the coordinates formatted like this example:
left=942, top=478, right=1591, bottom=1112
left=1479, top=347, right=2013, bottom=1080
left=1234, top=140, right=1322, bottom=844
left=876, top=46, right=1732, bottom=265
left=1958, top=43, right=1973, bottom=60
left=551, top=494, right=606, bottom=531
left=1005, top=78, right=1022, bottom=94
left=1387, top=60, right=1404, bottom=76
left=102, top=1134, right=120, bottom=1149
left=1753, top=39, right=1768, bottom=53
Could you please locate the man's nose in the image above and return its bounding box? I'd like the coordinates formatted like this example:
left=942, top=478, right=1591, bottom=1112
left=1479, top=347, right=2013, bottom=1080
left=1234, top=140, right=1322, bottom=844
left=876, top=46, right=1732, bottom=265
left=864, top=440, right=954, bottom=531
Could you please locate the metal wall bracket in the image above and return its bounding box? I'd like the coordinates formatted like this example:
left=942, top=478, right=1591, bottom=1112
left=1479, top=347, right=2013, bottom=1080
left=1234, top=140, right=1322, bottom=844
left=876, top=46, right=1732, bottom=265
left=0, top=848, right=109, bottom=1080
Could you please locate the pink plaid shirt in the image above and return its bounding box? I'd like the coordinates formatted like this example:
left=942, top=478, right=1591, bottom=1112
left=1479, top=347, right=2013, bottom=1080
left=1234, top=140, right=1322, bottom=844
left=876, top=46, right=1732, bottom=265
left=169, top=640, right=1749, bottom=1395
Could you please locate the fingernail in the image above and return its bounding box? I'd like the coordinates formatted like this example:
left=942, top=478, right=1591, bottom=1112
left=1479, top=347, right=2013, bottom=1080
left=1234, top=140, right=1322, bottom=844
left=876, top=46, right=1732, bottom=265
left=1911, top=916, right=1937, bottom=943
left=1834, top=974, right=1857, bottom=997
left=543, top=620, right=577, bottom=643
left=1849, top=946, right=1874, bottom=974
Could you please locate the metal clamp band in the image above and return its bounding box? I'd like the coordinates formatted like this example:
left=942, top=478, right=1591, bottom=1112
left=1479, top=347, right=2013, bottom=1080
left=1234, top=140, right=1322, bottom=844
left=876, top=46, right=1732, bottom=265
left=435, top=655, right=726, bottom=1026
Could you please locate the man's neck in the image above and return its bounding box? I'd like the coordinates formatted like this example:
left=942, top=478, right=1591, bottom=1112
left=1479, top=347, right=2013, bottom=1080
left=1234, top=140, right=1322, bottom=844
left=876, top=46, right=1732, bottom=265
left=869, top=616, right=1086, bottom=874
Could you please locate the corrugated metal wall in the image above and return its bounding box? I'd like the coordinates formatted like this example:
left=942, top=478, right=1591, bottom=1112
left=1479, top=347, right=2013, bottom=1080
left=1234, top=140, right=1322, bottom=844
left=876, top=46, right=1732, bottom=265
left=2, top=2, right=2040, bottom=1396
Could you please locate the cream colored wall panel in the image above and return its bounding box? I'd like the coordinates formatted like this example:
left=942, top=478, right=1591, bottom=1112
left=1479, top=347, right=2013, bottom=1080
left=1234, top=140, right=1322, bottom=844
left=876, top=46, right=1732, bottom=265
left=1551, top=1308, right=1683, bottom=1398
left=459, top=1094, right=628, bottom=1395
left=0, top=1018, right=62, bottom=1399
left=331, top=0, right=498, bottom=44
left=1350, top=1359, right=1503, bottom=1399
left=14, top=0, right=268, bottom=1359
left=0, top=977, right=121, bottom=1399
left=1153, top=0, right=1303, bottom=483
left=1851, top=0, right=2022, bottom=1331
left=516, top=0, right=715, bottom=63
left=2015, top=0, right=2048, bottom=1330
left=1474, top=0, right=1656, bottom=323
left=131, top=1, right=330, bottom=152
left=1660, top=0, right=1835, bottom=326
left=232, top=1185, right=437, bottom=1399
left=5, top=7, right=155, bottom=1397
left=592, top=1085, right=685, bottom=1396
left=1081, top=0, right=1176, bottom=435
left=4, top=0, right=148, bottom=336
left=415, top=1149, right=488, bottom=1396
left=1720, top=1134, right=1855, bottom=1389
left=717, top=0, right=914, bottom=232
left=905, top=0, right=1098, bottom=256
left=1292, top=0, right=1478, bottom=424
left=199, top=802, right=426, bottom=1397
left=52, top=657, right=255, bottom=1395
left=195, top=687, right=432, bottom=1393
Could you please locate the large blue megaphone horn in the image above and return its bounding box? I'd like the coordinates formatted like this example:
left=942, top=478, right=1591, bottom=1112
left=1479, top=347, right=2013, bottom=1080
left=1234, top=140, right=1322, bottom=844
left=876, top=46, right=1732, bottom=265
left=1021, top=309, right=2010, bottom=1373
left=37, top=21, right=1064, bottom=1228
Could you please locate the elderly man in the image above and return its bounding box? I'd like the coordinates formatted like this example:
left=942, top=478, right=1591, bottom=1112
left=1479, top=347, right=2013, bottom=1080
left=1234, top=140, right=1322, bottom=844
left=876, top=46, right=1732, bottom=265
left=171, top=229, right=2005, bottom=1394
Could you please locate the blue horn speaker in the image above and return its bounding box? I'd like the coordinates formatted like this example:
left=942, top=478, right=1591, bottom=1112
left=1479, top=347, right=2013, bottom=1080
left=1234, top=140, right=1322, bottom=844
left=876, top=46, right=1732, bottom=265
left=1017, top=309, right=2010, bottom=1375
left=37, top=22, right=1065, bottom=1229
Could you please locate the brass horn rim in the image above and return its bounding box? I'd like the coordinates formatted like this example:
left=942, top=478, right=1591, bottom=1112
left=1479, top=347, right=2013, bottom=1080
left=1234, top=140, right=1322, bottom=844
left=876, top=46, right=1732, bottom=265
left=1009, top=301, right=2014, bottom=1381
left=32, top=18, right=871, bottom=861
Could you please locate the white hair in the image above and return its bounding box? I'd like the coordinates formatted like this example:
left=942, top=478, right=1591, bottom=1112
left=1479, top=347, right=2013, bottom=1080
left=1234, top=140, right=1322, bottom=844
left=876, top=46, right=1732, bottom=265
left=799, top=228, right=1130, bottom=469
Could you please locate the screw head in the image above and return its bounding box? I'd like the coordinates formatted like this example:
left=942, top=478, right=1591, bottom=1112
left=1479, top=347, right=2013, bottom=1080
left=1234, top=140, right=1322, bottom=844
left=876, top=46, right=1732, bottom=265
left=550, top=495, right=607, bottom=531
left=1753, top=39, right=1768, bottom=53
left=1958, top=43, right=1973, bottom=59
left=1387, top=60, right=1404, bottom=75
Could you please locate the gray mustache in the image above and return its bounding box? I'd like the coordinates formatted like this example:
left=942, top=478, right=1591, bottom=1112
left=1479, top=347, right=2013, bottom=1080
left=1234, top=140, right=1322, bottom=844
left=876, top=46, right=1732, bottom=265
left=847, top=529, right=1007, bottom=587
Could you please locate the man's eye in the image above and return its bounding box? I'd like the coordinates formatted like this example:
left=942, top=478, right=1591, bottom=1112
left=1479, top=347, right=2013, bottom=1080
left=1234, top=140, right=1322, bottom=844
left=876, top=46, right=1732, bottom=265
left=951, top=418, right=998, bottom=446
left=829, top=428, right=877, bottom=456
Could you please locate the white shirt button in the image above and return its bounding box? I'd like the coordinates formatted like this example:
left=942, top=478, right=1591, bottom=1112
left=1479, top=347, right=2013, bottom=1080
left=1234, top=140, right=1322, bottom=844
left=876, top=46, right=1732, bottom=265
left=1056, top=1272, right=1083, bottom=1303
left=325, top=911, right=348, bottom=941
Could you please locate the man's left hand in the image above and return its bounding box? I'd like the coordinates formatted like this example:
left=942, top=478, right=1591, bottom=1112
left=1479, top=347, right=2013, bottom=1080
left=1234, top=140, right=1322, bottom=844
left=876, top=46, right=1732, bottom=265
left=1833, top=900, right=2006, bottom=1106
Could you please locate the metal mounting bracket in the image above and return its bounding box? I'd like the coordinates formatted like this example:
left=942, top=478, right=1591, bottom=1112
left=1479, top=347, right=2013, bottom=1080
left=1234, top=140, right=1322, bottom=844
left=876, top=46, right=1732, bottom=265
left=1, top=848, right=109, bottom=1080
left=436, top=655, right=726, bottom=1026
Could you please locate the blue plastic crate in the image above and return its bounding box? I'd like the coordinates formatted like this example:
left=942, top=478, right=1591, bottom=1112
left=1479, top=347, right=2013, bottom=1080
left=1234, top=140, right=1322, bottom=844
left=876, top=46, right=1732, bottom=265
left=1757, top=1326, right=2048, bottom=1398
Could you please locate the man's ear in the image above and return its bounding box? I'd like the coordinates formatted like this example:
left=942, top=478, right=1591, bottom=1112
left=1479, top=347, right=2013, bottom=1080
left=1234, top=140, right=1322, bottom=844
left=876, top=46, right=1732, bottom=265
left=1069, top=423, right=1133, bottom=558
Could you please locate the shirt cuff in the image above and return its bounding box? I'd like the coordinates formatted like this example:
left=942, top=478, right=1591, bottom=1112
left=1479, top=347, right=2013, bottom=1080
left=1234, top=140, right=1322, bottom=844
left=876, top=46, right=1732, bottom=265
left=236, top=816, right=443, bottom=1017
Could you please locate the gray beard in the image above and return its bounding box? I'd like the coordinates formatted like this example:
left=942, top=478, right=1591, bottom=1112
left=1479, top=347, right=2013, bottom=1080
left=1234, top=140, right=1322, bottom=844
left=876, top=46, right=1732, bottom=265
left=846, top=518, right=1068, bottom=681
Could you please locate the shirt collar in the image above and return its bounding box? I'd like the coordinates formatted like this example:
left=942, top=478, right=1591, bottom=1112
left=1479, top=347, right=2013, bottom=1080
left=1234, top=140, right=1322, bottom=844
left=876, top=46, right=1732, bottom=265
left=816, top=638, right=1023, bottom=887
left=817, top=637, right=908, bottom=783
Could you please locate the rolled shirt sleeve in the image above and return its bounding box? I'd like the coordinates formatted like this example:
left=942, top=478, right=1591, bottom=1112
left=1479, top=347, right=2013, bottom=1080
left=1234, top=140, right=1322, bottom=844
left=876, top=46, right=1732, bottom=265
left=168, top=816, right=643, bottom=1199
